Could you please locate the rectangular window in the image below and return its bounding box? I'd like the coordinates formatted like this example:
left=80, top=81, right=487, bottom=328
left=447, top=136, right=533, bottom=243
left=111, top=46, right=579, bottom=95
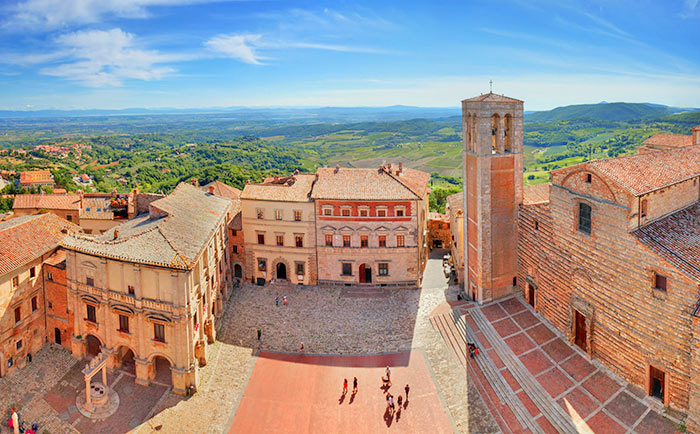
left=578, top=203, right=591, bottom=235
left=86, top=276, right=94, bottom=286
left=294, top=210, right=302, bottom=221
left=641, top=200, right=648, bottom=218
left=30, top=266, right=36, bottom=278
left=16, top=340, right=22, bottom=350
left=396, top=209, right=404, bottom=217
left=128, top=285, right=135, bottom=296
left=275, top=209, right=282, bottom=220
left=231, top=229, right=237, bottom=236
left=378, top=235, right=387, bottom=247
left=585, top=173, right=592, bottom=183
left=323, top=207, right=332, bottom=216
left=232, top=245, right=238, bottom=254
left=258, top=258, right=267, bottom=271
left=14, top=307, right=21, bottom=323
left=654, top=273, right=667, bottom=291
left=295, top=235, right=303, bottom=248
left=257, top=234, right=265, bottom=245
left=397, top=235, right=405, bottom=247
left=47, top=272, right=53, bottom=281
left=67, top=215, right=73, bottom=222
left=342, top=263, right=352, bottom=276
left=31, top=296, right=37, bottom=312
left=256, top=208, right=264, bottom=219
left=48, top=301, right=53, bottom=309
left=378, top=263, right=389, bottom=276
left=276, top=235, right=284, bottom=246
left=119, top=315, right=129, bottom=333
left=325, top=234, right=333, bottom=246
left=343, top=235, right=351, bottom=247
left=12, top=276, right=19, bottom=287
left=359, top=209, right=368, bottom=217
left=86, top=304, right=96, bottom=322
left=154, top=323, right=165, bottom=342
left=360, top=236, right=368, bottom=247
left=296, top=263, right=305, bottom=275
left=377, top=209, right=387, bottom=217
left=342, top=208, right=351, bottom=216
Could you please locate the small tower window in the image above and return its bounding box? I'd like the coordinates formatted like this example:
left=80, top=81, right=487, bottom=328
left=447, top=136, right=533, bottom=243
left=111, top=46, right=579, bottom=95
left=585, top=173, right=592, bottom=183
left=578, top=203, right=592, bottom=235
left=641, top=199, right=648, bottom=218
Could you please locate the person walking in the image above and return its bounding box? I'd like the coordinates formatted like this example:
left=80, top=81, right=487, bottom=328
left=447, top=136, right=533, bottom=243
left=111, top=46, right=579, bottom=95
left=300, top=342, right=305, bottom=352
left=397, top=394, right=403, bottom=408
left=386, top=366, right=391, bottom=382
left=353, top=377, right=358, bottom=393
left=404, top=384, right=410, bottom=400
left=283, top=295, right=288, bottom=306
left=275, top=296, right=279, bottom=306
left=257, top=328, right=261, bottom=341
left=343, top=379, right=348, bottom=394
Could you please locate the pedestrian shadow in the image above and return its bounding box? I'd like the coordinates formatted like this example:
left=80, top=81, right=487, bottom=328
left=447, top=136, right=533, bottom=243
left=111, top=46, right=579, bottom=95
left=395, top=407, right=402, bottom=423
left=404, top=400, right=409, bottom=410
left=383, top=407, right=394, bottom=427
left=338, top=392, right=346, bottom=405
left=380, top=383, right=391, bottom=393
left=349, top=391, right=356, bottom=404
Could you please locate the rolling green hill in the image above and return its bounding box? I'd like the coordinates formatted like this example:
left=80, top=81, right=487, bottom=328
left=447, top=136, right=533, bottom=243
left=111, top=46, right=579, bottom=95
left=526, top=102, right=674, bottom=122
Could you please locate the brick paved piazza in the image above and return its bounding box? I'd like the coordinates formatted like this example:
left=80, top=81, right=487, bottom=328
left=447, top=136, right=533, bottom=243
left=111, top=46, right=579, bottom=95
left=1, top=249, right=492, bottom=434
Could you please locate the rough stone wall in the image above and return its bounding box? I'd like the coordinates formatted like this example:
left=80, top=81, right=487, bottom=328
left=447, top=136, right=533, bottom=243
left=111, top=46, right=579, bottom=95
left=427, top=219, right=451, bottom=248
left=518, top=179, right=699, bottom=413
left=44, top=259, right=72, bottom=351
left=632, top=177, right=700, bottom=230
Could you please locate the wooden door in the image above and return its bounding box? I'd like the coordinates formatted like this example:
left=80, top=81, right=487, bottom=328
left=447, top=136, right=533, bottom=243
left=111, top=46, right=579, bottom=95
left=359, top=264, right=366, bottom=283
left=54, top=328, right=61, bottom=345
left=649, top=366, right=665, bottom=401
left=574, top=311, right=587, bottom=351
left=527, top=283, right=535, bottom=308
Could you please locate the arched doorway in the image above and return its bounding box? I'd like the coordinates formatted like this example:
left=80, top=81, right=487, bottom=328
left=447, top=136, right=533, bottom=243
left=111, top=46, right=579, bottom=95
left=234, top=264, right=242, bottom=278
left=85, top=334, right=102, bottom=358
left=152, top=356, right=172, bottom=386
left=54, top=328, right=62, bottom=345
left=359, top=264, right=371, bottom=284
left=116, top=346, right=136, bottom=375
left=276, top=262, right=287, bottom=280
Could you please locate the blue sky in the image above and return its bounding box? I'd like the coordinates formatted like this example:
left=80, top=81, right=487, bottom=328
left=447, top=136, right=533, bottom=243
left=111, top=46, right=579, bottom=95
left=0, top=0, right=699, bottom=110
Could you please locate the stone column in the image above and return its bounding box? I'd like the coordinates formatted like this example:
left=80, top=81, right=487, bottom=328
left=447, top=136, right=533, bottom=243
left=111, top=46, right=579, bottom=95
left=134, top=356, right=152, bottom=386
left=688, top=314, right=700, bottom=433
left=497, top=116, right=505, bottom=153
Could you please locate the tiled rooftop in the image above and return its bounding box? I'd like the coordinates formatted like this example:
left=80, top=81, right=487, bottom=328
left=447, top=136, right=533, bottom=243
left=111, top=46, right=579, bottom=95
left=20, top=170, right=53, bottom=185
left=642, top=133, right=693, bottom=149
left=311, top=166, right=430, bottom=200
left=523, top=183, right=551, bottom=205
left=462, top=92, right=523, bottom=103
left=633, top=202, right=700, bottom=282
left=446, top=192, right=462, bottom=213
left=587, top=145, right=700, bottom=195
left=241, top=174, right=315, bottom=202
left=62, top=183, right=232, bottom=270
left=202, top=181, right=242, bottom=201
left=0, top=213, right=79, bottom=276
left=13, top=194, right=80, bottom=211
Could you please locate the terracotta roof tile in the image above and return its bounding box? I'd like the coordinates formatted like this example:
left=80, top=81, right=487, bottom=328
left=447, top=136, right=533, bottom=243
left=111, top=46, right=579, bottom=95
left=588, top=145, right=700, bottom=195
left=462, top=92, right=523, bottom=103
left=19, top=170, right=53, bottom=185
left=310, top=167, right=429, bottom=200
left=633, top=203, right=700, bottom=282
left=446, top=192, right=463, bottom=213
left=523, top=183, right=551, bottom=205
left=241, top=174, right=315, bottom=202
left=201, top=181, right=241, bottom=201
left=63, top=183, right=232, bottom=269
left=0, top=213, right=79, bottom=276
left=642, top=133, right=693, bottom=149
left=13, top=194, right=80, bottom=211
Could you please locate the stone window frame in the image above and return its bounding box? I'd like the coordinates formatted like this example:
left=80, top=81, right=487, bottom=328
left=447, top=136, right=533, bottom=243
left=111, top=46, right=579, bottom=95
left=256, top=208, right=264, bottom=219
left=574, top=200, right=593, bottom=236
left=378, top=235, right=387, bottom=248
left=360, top=235, right=369, bottom=248
left=568, top=295, right=594, bottom=357
left=396, top=234, right=405, bottom=247
left=342, top=234, right=352, bottom=247
left=358, top=205, right=370, bottom=217
left=275, top=209, right=283, bottom=220
left=322, top=205, right=333, bottom=216
left=256, top=232, right=266, bottom=245
left=294, top=233, right=304, bottom=248
left=376, top=205, right=388, bottom=217
left=12, top=275, right=19, bottom=287
left=324, top=233, right=334, bottom=247
left=645, top=362, right=671, bottom=407
left=378, top=263, right=389, bottom=276
left=85, top=303, right=98, bottom=323
left=649, top=269, right=669, bottom=300
left=295, top=261, right=305, bottom=276
left=153, top=322, right=166, bottom=343
left=257, top=258, right=267, bottom=272
left=394, top=205, right=407, bottom=217
left=341, top=263, right=353, bottom=276
left=275, top=233, right=285, bottom=247
left=293, top=210, right=302, bottom=221
left=117, top=313, right=130, bottom=334
left=340, top=205, right=353, bottom=217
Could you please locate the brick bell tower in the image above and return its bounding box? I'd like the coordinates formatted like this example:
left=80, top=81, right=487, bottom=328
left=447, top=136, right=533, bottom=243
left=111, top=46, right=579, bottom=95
left=462, top=92, right=524, bottom=304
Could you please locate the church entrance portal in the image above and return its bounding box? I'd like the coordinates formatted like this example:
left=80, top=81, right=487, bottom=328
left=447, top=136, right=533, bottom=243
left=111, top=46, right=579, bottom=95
left=574, top=310, right=587, bottom=351
left=276, top=262, right=287, bottom=280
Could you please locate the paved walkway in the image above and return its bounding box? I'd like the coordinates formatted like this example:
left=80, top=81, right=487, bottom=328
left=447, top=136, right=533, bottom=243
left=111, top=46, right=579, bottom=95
left=461, top=295, right=684, bottom=434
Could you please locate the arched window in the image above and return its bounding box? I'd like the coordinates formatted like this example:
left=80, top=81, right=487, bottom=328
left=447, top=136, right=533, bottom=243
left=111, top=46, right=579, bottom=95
left=504, top=114, right=513, bottom=152
left=466, top=114, right=472, bottom=149
left=578, top=203, right=592, bottom=234
left=491, top=114, right=500, bottom=153
left=640, top=199, right=648, bottom=218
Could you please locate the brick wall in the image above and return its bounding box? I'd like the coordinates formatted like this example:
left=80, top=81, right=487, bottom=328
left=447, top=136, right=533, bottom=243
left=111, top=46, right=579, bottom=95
left=44, top=258, right=72, bottom=350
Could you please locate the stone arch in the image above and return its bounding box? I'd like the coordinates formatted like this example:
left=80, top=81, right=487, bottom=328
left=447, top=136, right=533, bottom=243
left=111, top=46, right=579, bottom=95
left=561, top=169, right=618, bottom=203
left=233, top=261, right=243, bottom=278
left=147, top=352, right=175, bottom=386
left=271, top=257, right=291, bottom=281
left=85, top=334, right=103, bottom=358
left=115, top=345, right=137, bottom=374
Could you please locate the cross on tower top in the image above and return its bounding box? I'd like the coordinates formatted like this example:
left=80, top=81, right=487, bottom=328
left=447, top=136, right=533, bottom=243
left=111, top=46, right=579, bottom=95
left=489, top=80, right=493, bottom=93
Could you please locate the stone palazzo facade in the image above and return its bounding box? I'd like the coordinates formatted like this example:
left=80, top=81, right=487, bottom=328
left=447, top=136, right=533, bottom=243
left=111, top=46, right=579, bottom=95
left=61, top=183, right=235, bottom=395
left=312, top=165, right=430, bottom=288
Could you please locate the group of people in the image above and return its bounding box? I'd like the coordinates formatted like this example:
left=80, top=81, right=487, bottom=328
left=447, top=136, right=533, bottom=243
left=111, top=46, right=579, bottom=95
left=342, top=377, right=358, bottom=395
left=382, top=366, right=410, bottom=417
left=7, top=408, right=38, bottom=434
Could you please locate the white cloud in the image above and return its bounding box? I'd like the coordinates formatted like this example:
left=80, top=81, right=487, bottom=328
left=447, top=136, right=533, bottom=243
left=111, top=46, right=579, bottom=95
left=40, top=28, right=176, bottom=86
left=205, top=34, right=263, bottom=65
left=4, top=0, right=224, bottom=30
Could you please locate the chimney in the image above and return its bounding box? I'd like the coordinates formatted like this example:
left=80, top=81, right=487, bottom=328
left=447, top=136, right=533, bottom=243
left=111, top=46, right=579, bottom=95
left=113, top=229, right=119, bottom=240
left=693, top=125, right=700, bottom=146
left=208, top=185, right=215, bottom=195
left=132, top=187, right=139, bottom=195
left=294, top=169, right=300, bottom=175
left=190, top=178, right=198, bottom=187
left=334, top=164, right=340, bottom=174
left=387, top=163, right=392, bottom=173
left=274, top=175, right=279, bottom=181
left=111, top=188, right=117, bottom=197
left=398, top=162, right=403, bottom=173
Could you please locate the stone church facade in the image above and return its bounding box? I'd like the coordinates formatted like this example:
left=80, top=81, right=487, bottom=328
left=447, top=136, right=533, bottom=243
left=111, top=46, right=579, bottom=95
left=463, top=91, right=700, bottom=429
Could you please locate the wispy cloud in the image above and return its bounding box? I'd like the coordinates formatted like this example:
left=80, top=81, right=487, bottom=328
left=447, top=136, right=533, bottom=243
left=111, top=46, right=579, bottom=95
left=40, top=28, right=177, bottom=86
left=3, top=0, right=229, bottom=31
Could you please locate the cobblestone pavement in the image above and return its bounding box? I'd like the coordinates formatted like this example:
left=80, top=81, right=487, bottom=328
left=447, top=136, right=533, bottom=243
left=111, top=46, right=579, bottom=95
left=1, top=249, right=494, bottom=433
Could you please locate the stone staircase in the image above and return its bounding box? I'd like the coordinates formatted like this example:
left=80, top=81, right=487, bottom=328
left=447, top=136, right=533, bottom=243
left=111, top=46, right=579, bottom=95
left=469, top=307, right=579, bottom=434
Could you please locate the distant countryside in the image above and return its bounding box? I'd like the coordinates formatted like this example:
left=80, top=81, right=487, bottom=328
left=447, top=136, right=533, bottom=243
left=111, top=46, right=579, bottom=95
left=1, top=101, right=699, bottom=214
